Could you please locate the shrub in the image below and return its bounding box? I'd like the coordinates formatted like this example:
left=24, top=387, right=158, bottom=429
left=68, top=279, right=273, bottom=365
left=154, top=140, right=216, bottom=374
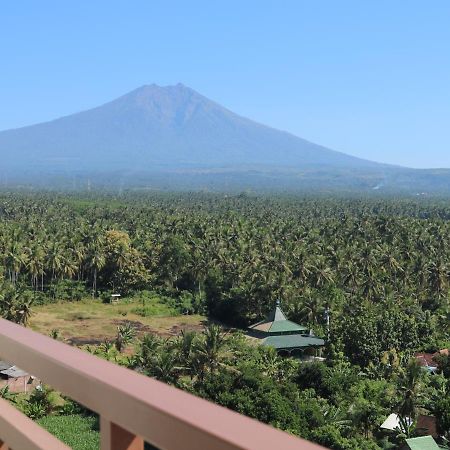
left=48, top=280, right=87, bottom=301
left=131, top=291, right=178, bottom=316
left=435, top=396, right=450, bottom=437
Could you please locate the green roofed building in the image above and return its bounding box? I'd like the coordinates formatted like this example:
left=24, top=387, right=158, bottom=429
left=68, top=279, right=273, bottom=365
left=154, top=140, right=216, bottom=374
left=405, top=436, right=440, bottom=450
left=248, top=300, right=325, bottom=357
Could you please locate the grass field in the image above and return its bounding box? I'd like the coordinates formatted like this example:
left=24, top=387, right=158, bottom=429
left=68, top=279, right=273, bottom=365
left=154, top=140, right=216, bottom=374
left=29, top=297, right=206, bottom=345
left=38, top=414, right=99, bottom=450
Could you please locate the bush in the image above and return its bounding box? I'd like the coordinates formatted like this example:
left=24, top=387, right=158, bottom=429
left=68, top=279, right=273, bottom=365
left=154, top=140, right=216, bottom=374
left=195, top=368, right=303, bottom=431
left=23, top=385, right=63, bottom=419
left=48, top=280, right=87, bottom=301
left=435, top=396, right=450, bottom=436
left=29, top=291, right=49, bottom=305
left=206, top=287, right=249, bottom=327
left=435, top=353, right=450, bottom=378
left=172, top=290, right=206, bottom=315
left=295, top=361, right=329, bottom=397
left=24, top=401, right=48, bottom=420
left=60, top=398, right=93, bottom=416
left=309, top=425, right=381, bottom=450
left=131, top=291, right=178, bottom=316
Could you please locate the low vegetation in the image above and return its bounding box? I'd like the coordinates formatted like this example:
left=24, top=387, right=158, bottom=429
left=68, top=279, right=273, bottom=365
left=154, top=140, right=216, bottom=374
left=37, top=415, right=99, bottom=450
left=29, top=295, right=205, bottom=344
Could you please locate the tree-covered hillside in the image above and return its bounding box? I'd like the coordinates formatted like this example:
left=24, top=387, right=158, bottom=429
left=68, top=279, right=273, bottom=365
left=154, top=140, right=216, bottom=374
left=0, top=192, right=449, bottom=448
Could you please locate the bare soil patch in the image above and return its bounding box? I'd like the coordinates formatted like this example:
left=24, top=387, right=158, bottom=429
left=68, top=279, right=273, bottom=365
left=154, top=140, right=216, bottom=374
left=30, top=299, right=206, bottom=344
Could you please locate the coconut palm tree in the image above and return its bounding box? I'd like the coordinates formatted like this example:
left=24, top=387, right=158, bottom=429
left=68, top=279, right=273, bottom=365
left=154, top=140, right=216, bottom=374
left=396, top=359, right=426, bottom=433
left=5, top=241, right=28, bottom=286
left=194, top=324, right=229, bottom=376
left=115, top=323, right=136, bottom=352
left=27, top=244, right=45, bottom=290
left=86, top=240, right=106, bottom=297
left=146, top=352, right=180, bottom=385
left=0, top=286, right=35, bottom=326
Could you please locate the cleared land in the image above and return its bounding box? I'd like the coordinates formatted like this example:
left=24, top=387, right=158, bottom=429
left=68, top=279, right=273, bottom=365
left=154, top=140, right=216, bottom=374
left=29, top=298, right=206, bottom=345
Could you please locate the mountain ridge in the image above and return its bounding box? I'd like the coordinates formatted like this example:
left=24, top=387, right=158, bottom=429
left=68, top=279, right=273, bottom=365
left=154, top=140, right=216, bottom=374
left=0, top=83, right=381, bottom=171
left=1, top=84, right=449, bottom=193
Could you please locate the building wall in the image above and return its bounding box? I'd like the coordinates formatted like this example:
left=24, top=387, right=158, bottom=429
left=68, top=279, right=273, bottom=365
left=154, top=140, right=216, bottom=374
left=0, top=376, right=40, bottom=393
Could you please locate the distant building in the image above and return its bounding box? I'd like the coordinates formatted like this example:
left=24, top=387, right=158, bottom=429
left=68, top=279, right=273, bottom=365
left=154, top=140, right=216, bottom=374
left=380, top=413, right=412, bottom=433
left=0, top=361, right=38, bottom=393
left=380, top=413, right=438, bottom=439
left=415, top=349, right=448, bottom=374
left=111, top=293, right=121, bottom=303
left=248, top=300, right=325, bottom=357
left=405, top=436, right=440, bottom=450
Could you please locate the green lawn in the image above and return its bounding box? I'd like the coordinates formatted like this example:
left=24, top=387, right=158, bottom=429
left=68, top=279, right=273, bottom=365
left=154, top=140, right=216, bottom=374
left=38, top=414, right=99, bottom=450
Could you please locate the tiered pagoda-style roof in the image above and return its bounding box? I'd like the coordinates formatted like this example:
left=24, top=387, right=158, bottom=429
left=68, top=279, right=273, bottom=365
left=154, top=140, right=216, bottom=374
left=248, top=300, right=325, bottom=352
left=262, top=334, right=325, bottom=351
left=248, top=300, right=309, bottom=335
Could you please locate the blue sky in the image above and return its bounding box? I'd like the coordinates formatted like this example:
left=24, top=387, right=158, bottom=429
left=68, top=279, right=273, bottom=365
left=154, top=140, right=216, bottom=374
left=1, top=1, right=450, bottom=168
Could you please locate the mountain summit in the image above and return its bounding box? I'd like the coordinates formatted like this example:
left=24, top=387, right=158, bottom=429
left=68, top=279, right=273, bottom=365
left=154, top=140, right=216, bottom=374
left=0, top=84, right=377, bottom=172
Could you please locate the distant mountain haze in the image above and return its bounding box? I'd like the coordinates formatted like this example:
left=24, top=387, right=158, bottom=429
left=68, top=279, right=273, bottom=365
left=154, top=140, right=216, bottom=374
left=0, top=84, right=449, bottom=193
left=0, top=84, right=379, bottom=171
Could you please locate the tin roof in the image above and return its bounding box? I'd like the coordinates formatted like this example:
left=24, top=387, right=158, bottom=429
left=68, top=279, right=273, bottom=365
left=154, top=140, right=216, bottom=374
left=263, top=335, right=325, bottom=350
left=415, top=353, right=438, bottom=368
left=405, top=436, right=440, bottom=450
left=248, top=301, right=309, bottom=334
left=380, top=413, right=412, bottom=431
left=0, top=365, right=29, bottom=378
left=0, top=360, right=13, bottom=371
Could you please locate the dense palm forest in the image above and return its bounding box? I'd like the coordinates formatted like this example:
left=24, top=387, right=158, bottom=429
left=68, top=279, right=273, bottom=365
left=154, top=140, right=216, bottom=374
left=0, top=191, right=449, bottom=449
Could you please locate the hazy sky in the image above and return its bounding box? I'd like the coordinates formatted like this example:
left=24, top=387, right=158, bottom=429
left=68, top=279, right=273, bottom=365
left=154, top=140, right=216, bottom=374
left=1, top=1, right=450, bottom=168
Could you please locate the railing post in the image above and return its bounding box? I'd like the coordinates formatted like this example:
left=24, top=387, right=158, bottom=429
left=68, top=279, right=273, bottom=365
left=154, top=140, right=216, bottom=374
left=100, top=417, right=144, bottom=450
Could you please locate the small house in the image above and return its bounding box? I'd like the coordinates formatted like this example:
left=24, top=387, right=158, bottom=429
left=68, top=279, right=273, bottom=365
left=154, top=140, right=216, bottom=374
left=380, top=413, right=438, bottom=439
left=415, top=349, right=449, bottom=374
left=0, top=361, right=38, bottom=393
left=111, top=293, right=121, bottom=303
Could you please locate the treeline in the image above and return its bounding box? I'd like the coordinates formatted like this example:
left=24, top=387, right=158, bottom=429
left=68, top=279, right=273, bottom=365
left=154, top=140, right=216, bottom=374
left=0, top=192, right=449, bottom=361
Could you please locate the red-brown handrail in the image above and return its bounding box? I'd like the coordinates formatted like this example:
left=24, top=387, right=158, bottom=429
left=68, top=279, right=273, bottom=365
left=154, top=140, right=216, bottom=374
left=0, top=318, right=326, bottom=450
left=0, top=397, right=70, bottom=450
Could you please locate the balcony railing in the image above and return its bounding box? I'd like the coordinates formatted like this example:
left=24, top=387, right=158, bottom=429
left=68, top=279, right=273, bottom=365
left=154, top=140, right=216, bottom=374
left=0, top=318, right=326, bottom=450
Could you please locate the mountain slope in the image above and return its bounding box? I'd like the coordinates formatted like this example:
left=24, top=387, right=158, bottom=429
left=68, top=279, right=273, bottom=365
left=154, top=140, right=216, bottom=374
left=0, top=84, right=379, bottom=172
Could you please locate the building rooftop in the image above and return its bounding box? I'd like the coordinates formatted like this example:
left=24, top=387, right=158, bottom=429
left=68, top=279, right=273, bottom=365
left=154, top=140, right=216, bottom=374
left=1, top=366, right=29, bottom=378
left=263, top=334, right=325, bottom=350
left=405, top=436, right=440, bottom=450
left=248, top=300, right=309, bottom=334
left=0, top=361, right=13, bottom=371
left=380, top=413, right=412, bottom=431
left=415, top=352, right=439, bottom=368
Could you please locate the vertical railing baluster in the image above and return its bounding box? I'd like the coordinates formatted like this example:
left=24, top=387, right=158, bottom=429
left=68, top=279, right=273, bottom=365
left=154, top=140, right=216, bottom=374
left=100, top=416, right=144, bottom=450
